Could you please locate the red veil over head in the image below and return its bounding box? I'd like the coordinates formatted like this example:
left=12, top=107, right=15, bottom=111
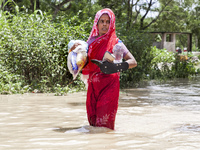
left=82, top=8, right=119, bottom=75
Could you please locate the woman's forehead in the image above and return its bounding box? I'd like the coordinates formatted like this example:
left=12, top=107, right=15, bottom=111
left=95, top=9, right=114, bottom=22
left=99, top=14, right=110, bottom=20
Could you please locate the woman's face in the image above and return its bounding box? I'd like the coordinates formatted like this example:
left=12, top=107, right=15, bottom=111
left=97, top=14, right=110, bottom=37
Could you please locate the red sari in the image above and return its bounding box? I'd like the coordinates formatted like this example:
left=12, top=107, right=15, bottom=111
left=82, top=8, right=119, bottom=130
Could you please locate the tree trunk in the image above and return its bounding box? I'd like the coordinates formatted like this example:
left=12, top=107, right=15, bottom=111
left=126, top=0, right=131, bottom=29
left=140, top=0, right=153, bottom=30
left=30, top=0, right=40, bottom=12
left=53, top=0, right=72, bottom=18
left=140, top=0, right=173, bottom=30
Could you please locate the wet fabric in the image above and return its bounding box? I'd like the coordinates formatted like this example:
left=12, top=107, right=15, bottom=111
left=86, top=73, right=119, bottom=129
left=82, top=8, right=120, bottom=129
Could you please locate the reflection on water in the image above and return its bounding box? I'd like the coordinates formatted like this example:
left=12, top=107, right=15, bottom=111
left=0, top=77, right=200, bottom=149
left=174, top=124, right=200, bottom=134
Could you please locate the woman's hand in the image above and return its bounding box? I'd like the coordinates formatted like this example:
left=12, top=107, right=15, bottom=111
left=69, top=42, right=81, bottom=52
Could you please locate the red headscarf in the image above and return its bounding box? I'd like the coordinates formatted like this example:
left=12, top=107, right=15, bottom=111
left=82, top=8, right=119, bottom=75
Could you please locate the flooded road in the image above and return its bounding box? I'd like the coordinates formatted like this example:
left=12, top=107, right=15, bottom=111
left=0, top=77, right=200, bottom=150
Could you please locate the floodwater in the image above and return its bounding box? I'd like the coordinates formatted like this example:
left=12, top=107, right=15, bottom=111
left=0, top=77, right=200, bottom=150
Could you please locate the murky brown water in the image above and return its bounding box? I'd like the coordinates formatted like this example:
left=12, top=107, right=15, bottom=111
left=1, top=77, right=200, bottom=150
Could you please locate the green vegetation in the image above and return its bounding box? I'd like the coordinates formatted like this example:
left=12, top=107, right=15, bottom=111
left=1, top=0, right=200, bottom=95
left=120, top=46, right=200, bottom=88
left=149, top=47, right=199, bottom=79
left=0, top=10, right=88, bottom=95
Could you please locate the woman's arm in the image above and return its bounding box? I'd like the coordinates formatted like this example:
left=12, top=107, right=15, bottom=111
left=124, top=52, right=137, bottom=69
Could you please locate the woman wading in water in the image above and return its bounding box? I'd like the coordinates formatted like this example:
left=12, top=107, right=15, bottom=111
left=72, top=8, right=137, bottom=130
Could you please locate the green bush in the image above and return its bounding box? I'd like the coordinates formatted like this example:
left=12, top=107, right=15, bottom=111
left=149, top=47, right=198, bottom=79
left=118, top=29, right=154, bottom=88
left=0, top=64, right=30, bottom=94
left=172, top=54, right=197, bottom=78
left=0, top=10, right=90, bottom=93
left=119, top=44, right=199, bottom=88
left=0, top=9, right=199, bottom=94
left=149, top=46, right=175, bottom=79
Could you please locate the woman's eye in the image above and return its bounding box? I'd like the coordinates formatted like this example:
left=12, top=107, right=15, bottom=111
left=99, top=20, right=110, bottom=24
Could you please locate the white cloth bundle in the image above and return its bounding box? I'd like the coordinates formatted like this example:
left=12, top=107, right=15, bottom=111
left=67, top=40, right=88, bottom=80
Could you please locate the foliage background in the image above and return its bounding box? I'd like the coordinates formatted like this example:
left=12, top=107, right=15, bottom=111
left=0, top=0, right=199, bottom=94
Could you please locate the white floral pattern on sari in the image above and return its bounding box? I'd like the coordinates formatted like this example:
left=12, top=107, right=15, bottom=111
left=96, top=109, right=117, bottom=126
left=96, top=114, right=110, bottom=126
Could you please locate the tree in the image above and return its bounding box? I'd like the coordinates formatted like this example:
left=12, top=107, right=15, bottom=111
left=188, top=6, right=200, bottom=49
left=98, top=0, right=174, bottom=30
left=139, top=0, right=173, bottom=30
left=30, top=0, right=40, bottom=12
left=151, top=3, right=189, bottom=32
left=150, top=0, right=199, bottom=49
left=52, top=0, right=72, bottom=17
